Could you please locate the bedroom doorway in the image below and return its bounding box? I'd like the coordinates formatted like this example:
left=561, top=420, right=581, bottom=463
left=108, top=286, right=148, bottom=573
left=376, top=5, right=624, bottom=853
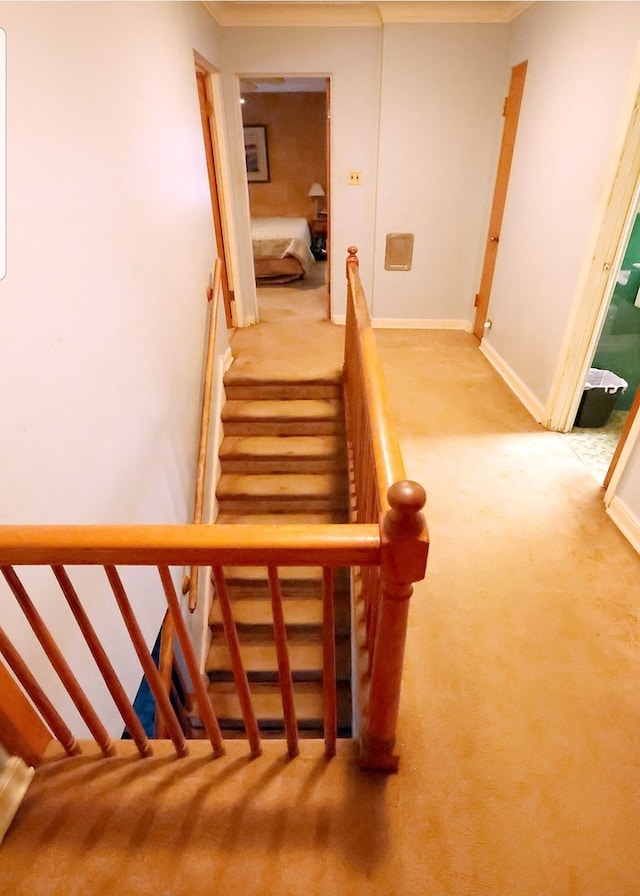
left=240, top=76, right=330, bottom=323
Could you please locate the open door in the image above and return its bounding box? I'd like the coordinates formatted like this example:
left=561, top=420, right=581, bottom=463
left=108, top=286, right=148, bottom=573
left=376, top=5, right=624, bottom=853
left=473, top=61, right=528, bottom=341
left=195, top=66, right=235, bottom=328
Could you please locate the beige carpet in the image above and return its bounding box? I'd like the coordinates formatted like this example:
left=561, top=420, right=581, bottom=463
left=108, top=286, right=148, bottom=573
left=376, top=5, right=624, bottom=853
left=2, top=299, right=640, bottom=895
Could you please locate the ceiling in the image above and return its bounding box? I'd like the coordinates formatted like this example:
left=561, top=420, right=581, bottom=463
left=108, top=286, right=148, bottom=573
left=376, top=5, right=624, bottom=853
left=204, top=1, right=534, bottom=27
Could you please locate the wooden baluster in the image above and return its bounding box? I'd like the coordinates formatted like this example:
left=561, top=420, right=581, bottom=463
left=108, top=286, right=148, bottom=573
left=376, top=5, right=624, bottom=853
left=0, top=627, right=81, bottom=757
left=267, top=566, right=298, bottom=758
left=155, top=611, right=175, bottom=739
left=103, top=565, right=188, bottom=758
left=158, top=566, right=225, bottom=757
left=359, top=481, right=429, bottom=772
left=211, top=567, right=261, bottom=758
left=322, top=567, right=337, bottom=758
left=363, top=566, right=380, bottom=673
left=1, top=566, right=116, bottom=757
left=51, top=566, right=153, bottom=758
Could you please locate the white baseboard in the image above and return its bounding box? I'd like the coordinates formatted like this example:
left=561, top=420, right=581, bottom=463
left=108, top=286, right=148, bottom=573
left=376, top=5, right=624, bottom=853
left=606, top=496, right=640, bottom=554
left=0, top=756, right=34, bottom=844
left=479, top=338, right=546, bottom=423
left=331, top=316, right=472, bottom=331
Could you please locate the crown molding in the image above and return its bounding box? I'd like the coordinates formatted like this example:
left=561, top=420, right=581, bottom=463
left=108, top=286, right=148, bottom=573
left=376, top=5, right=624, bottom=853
left=203, top=2, right=534, bottom=28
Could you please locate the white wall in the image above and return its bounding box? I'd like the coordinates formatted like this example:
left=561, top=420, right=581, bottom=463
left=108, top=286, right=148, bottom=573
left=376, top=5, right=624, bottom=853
left=482, top=1, right=640, bottom=405
left=218, top=23, right=510, bottom=324
left=218, top=25, right=383, bottom=311
left=373, top=24, right=509, bottom=322
left=0, top=1, right=228, bottom=735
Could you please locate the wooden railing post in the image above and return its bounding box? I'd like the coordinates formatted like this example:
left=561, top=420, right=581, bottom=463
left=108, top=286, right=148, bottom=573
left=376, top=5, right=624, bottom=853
left=360, top=480, right=428, bottom=772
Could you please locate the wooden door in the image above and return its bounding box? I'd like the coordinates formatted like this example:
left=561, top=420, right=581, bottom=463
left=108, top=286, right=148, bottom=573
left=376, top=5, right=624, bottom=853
left=196, top=69, right=235, bottom=328
left=473, top=61, right=528, bottom=341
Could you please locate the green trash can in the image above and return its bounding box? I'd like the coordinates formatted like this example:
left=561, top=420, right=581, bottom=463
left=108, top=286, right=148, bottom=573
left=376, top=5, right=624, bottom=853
left=575, top=368, right=628, bottom=428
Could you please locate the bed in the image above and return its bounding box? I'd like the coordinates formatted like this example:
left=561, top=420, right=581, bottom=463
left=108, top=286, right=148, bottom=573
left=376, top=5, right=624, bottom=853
left=251, top=216, right=315, bottom=284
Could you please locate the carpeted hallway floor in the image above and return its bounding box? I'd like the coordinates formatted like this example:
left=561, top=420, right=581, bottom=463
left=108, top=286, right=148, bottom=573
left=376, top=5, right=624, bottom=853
left=1, top=273, right=640, bottom=895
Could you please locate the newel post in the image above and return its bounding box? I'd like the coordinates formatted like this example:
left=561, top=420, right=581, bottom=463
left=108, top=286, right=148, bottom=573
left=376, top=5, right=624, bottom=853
left=360, top=480, right=429, bottom=772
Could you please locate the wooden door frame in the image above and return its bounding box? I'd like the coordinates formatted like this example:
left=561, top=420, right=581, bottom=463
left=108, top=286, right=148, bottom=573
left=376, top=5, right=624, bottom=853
left=473, top=61, right=528, bottom=341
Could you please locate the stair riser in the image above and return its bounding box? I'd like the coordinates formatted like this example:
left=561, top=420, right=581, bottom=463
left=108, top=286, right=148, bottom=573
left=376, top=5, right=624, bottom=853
left=217, top=498, right=349, bottom=515
left=224, top=384, right=342, bottom=401
left=216, top=479, right=350, bottom=500
left=220, top=458, right=347, bottom=475
left=207, top=665, right=352, bottom=684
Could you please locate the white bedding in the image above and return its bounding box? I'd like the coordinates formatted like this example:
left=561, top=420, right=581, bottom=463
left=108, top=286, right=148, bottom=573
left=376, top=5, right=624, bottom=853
left=251, top=216, right=311, bottom=244
left=250, top=216, right=315, bottom=275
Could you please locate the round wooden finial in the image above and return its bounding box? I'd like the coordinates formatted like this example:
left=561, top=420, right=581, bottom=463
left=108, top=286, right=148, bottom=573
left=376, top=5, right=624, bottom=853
left=347, top=246, right=359, bottom=265
left=388, top=480, right=426, bottom=514
left=384, top=480, right=427, bottom=537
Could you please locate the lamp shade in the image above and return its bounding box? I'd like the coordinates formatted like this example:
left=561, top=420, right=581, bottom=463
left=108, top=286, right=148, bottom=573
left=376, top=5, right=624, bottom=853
left=308, top=182, right=325, bottom=198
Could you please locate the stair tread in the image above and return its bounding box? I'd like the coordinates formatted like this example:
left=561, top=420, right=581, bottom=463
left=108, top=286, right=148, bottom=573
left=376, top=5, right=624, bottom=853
left=217, top=472, right=349, bottom=500
left=214, top=566, right=348, bottom=599
left=209, top=597, right=324, bottom=627
left=220, top=434, right=346, bottom=460
left=222, top=399, right=343, bottom=422
left=206, top=639, right=323, bottom=674
left=220, top=565, right=325, bottom=580
left=207, top=681, right=325, bottom=720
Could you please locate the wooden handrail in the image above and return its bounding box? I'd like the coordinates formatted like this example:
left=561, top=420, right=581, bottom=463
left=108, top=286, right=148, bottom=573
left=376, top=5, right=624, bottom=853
left=345, top=246, right=406, bottom=513
left=0, top=523, right=379, bottom=566
left=187, top=258, right=222, bottom=613
left=343, top=248, right=429, bottom=771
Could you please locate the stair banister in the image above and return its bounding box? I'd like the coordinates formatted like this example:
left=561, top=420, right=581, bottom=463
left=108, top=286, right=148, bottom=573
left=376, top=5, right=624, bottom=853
left=345, top=246, right=405, bottom=509
left=0, top=247, right=429, bottom=774
left=344, top=248, right=430, bottom=771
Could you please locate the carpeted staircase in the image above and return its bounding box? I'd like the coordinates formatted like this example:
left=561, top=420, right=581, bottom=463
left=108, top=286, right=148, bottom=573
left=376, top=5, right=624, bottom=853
left=205, top=366, right=352, bottom=738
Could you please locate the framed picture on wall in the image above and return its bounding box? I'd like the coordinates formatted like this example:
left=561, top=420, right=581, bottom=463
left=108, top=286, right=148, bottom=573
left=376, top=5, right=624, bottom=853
left=243, top=125, right=270, bottom=182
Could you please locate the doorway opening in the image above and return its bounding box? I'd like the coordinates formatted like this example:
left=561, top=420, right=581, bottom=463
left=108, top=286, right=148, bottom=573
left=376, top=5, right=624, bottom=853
left=239, top=76, right=330, bottom=323
left=562, top=186, right=640, bottom=485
